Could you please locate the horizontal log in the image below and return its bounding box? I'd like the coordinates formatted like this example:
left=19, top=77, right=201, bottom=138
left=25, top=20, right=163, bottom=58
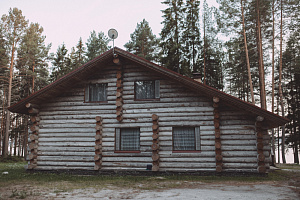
left=37, top=161, right=94, bottom=167
left=38, top=156, right=93, bottom=162
left=94, top=165, right=101, bottom=170
left=151, top=143, right=159, bottom=150
left=30, top=134, right=38, bottom=141
left=95, top=125, right=103, bottom=131
left=152, top=114, right=159, bottom=121
left=152, top=134, right=159, bottom=140
left=28, top=107, right=39, bottom=114
left=216, top=154, right=223, bottom=162
left=256, top=116, right=264, bottom=122
left=27, top=164, right=37, bottom=169
left=257, top=165, right=266, bottom=173
left=152, top=165, right=159, bottom=171
left=38, top=137, right=94, bottom=142
left=95, top=134, right=102, bottom=140
left=215, top=142, right=221, bottom=149
left=30, top=126, right=39, bottom=132
left=152, top=154, right=160, bottom=161
left=94, top=154, right=102, bottom=161
left=216, top=165, right=222, bottom=172
left=29, top=143, right=38, bottom=150
left=213, top=96, right=219, bottom=103
left=95, top=144, right=102, bottom=150
left=26, top=103, right=40, bottom=109
left=152, top=124, right=159, bottom=131
left=257, top=154, right=265, bottom=162
left=28, top=153, right=37, bottom=160
left=95, top=116, right=102, bottom=122
left=30, top=116, right=40, bottom=122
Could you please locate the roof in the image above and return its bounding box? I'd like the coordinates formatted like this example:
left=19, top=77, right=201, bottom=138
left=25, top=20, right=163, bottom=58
left=9, top=47, right=289, bottom=128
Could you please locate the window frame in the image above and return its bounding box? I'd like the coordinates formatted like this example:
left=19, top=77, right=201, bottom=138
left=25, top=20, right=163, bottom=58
left=84, top=83, right=108, bottom=103
left=134, top=80, right=160, bottom=101
left=115, top=128, right=141, bottom=153
left=172, top=126, right=201, bottom=153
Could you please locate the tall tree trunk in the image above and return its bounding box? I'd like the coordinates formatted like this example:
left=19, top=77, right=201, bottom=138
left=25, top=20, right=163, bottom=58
left=271, top=0, right=276, bottom=164
left=256, top=0, right=267, bottom=109
left=23, top=115, right=28, bottom=159
left=0, top=89, right=5, bottom=155
left=203, top=14, right=206, bottom=85
left=241, top=0, right=255, bottom=104
left=279, top=0, right=286, bottom=163
left=2, top=40, right=15, bottom=158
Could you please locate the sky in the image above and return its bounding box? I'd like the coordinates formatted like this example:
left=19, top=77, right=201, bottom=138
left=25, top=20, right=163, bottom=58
left=0, top=0, right=167, bottom=53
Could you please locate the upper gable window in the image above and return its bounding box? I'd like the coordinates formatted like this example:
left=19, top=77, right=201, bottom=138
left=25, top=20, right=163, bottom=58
left=135, top=80, right=160, bottom=100
left=85, top=83, right=107, bottom=102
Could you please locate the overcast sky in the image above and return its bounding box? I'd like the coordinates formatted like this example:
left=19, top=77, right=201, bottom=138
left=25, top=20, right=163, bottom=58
left=0, top=0, right=168, bottom=53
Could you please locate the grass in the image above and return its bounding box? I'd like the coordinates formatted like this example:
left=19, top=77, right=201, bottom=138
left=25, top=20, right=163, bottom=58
left=0, top=159, right=299, bottom=199
left=0, top=159, right=299, bottom=193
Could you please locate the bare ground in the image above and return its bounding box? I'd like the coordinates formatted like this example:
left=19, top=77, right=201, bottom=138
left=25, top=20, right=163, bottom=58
left=1, top=179, right=299, bottom=200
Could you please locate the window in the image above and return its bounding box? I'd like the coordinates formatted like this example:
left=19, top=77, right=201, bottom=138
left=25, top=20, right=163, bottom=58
left=173, top=127, right=200, bottom=151
left=85, top=83, right=107, bottom=102
left=135, top=80, right=160, bottom=100
left=115, top=128, right=140, bottom=152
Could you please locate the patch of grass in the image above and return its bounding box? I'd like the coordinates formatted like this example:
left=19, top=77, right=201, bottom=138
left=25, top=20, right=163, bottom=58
left=9, top=189, right=28, bottom=199
left=276, top=163, right=300, bottom=170
left=0, top=156, right=25, bottom=163
left=0, top=161, right=298, bottom=193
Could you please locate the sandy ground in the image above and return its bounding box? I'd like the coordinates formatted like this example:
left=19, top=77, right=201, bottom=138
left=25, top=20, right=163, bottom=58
left=42, top=182, right=299, bottom=200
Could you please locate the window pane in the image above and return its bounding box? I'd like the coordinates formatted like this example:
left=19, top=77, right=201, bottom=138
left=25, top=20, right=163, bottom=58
left=89, top=83, right=107, bottom=102
left=173, top=127, right=195, bottom=151
left=135, top=81, right=155, bottom=99
left=120, top=128, right=140, bottom=151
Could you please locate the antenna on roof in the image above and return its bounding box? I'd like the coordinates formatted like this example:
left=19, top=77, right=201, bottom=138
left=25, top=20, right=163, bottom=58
left=108, top=28, right=118, bottom=57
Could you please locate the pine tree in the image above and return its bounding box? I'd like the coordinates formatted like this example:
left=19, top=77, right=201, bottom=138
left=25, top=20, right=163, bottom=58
left=160, top=0, right=186, bottom=74
left=198, top=1, right=224, bottom=90
left=182, top=0, right=201, bottom=75
left=124, top=19, right=160, bottom=62
left=0, top=8, right=28, bottom=157
left=50, top=44, right=69, bottom=82
left=16, top=22, right=50, bottom=95
left=85, top=31, right=110, bottom=61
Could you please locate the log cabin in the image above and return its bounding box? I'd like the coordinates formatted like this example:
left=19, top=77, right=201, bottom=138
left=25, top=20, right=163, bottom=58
left=9, top=47, right=288, bottom=174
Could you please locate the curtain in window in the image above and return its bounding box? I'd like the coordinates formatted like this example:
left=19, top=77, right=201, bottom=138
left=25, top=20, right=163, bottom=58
left=135, top=81, right=155, bottom=99
left=89, top=83, right=107, bottom=101
left=120, top=128, right=140, bottom=151
left=173, top=127, right=195, bottom=151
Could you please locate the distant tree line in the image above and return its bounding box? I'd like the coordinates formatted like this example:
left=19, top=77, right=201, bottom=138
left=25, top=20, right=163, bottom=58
left=0, top=0, right=299, bottom=164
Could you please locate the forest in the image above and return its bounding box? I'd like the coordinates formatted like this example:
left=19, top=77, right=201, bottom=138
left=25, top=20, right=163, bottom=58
left=0, top=0, right=299, bottom=164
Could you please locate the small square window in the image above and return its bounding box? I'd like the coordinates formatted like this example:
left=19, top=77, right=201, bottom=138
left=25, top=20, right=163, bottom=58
left=173, top=127, right=200, bottom=151
left=115, top=128, right=140, bottom=152
left=135, top=80, right=160, bottom=100
left=85, top=83, right=107, bottom=102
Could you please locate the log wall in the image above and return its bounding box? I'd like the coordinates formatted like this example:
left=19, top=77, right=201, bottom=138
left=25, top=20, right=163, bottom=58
left=34, top=64, right=270, bottom=172
left=219, top=106, right=271, bottom=172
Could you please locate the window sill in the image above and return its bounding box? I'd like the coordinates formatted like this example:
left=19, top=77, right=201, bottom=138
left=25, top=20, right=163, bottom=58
left=84, top=101, right=108, bottom=103
left=114, top=151, right=141, bottom=153
left=134, top=98, right=160, bottom=101
left=172, top=150, right=201, bottom=153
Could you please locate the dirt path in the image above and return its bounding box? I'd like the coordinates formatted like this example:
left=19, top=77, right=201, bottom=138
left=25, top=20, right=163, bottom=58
left=42, top=182, right=298, bottom=200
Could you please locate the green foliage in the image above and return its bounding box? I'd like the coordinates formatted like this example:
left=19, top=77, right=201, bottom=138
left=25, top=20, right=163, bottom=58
left=50, top=43, right=69, bottom=82
left=124, top=19, right=160, bottom=62
left=160, top=0, right=186, bottom=74
left=85, top=30, right=110, bottom=61
left=283, top=26, right=300, bottom=164
left=16, top=22, right=50, bottom=97
left=182, top=0, right=201, bottom=74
